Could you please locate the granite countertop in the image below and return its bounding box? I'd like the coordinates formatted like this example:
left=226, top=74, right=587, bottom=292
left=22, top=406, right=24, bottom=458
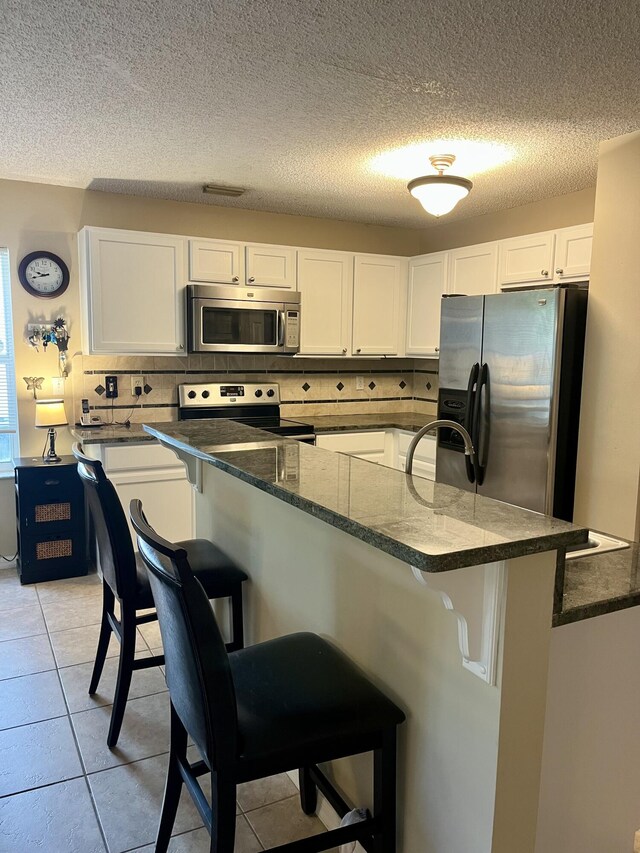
left=71, top=424, right=157, bottom=444
left=142, top=418, right=587, bottom=574
left=297, top=411, right=437, bottom=433
left=554, top=539, right=640, bottom=626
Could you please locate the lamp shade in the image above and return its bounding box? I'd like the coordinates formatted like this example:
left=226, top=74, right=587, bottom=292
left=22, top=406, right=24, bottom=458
left=35, top=399, right=68, bottom=428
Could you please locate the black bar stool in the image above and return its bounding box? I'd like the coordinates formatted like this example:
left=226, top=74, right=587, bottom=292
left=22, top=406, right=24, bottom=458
left=130, top=498, right=406, bottom=853
left=72, top=442, right=248, bottom=748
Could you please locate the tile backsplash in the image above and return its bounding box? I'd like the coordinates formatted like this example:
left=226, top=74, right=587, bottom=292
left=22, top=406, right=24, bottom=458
left=70, top=354, right=439, bottom=423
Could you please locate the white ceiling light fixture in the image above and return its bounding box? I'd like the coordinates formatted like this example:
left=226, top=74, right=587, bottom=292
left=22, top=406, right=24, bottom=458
left=408, top=155, right=473, bottom=217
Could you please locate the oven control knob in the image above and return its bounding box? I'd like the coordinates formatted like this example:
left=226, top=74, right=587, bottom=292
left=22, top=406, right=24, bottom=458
left=201, top=390, right=210, bottom=399
left=255, top=389, right=263, bottom=398
left=187, top=391, right=196, bottom=399
left=266, top=389, right=275, bottom=398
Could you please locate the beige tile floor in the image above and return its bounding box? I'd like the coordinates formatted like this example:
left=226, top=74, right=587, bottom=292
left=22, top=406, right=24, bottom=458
left=0, top=566, right=328, bottom=852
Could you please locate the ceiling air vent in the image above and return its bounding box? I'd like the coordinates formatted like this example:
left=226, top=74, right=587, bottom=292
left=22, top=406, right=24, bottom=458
left=202, top=184, right=246, bottom=197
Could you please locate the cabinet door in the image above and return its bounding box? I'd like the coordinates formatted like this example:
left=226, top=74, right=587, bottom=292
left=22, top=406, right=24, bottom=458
left=449, top=243, right=499, bottom=295
left=352, top=256, right=404, bottom=355
left=406, top=253, right=449, bottom=356
left=498, top=232, right=555, bottom=287
left=83, top=228, right=185, bottom=354
left=189, top=239, right=244, bottom=284
left=554, top=224, right=593, bottom=281
left=245, top=244, right=296, bottom=288
left=110, top=468, right=195, bottom=548
left=297, top=250, right=353, bottom=355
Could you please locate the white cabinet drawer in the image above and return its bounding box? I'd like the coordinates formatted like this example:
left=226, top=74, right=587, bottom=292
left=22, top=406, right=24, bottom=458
left=103, top=442, right=185, bottom=472
left=397, top=430, right=437, bottom=462
left=316, top=431, right=387, bottom=455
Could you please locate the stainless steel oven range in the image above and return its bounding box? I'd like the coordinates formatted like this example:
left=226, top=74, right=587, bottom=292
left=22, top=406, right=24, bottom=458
left=178, top=382, right=315, bottom=444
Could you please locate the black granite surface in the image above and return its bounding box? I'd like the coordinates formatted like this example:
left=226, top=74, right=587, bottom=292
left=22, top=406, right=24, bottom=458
left=71, top=424, right=156, bottom=444
left=298, top=412, right=436, bottom=433
left=143, top=418, right=587, bottom=574
left=554, top=539, right=640, bottom=626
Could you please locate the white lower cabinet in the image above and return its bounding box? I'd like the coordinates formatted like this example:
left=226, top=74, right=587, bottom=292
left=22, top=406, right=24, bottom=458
left=315, top=429, right=436, bottom=480
left=85, top=442, right=195, bottom=548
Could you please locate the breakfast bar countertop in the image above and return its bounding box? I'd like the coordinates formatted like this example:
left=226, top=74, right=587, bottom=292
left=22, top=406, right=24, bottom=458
left=142, top=418, right=587, bottom=574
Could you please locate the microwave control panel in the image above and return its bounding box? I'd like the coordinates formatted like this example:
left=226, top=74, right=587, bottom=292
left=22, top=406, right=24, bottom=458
left=285, top=310, right=300, bottom=347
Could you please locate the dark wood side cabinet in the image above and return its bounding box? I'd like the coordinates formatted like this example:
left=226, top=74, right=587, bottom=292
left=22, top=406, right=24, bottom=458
left=14, top=456, right=88, bottom=584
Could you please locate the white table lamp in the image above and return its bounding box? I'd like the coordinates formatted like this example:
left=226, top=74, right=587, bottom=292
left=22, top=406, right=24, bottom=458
left=35, top=399, right=68, bottom=463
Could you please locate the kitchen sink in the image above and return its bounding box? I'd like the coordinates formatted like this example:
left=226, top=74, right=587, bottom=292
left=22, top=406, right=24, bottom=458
left=565, top=530, right=629, bottom=561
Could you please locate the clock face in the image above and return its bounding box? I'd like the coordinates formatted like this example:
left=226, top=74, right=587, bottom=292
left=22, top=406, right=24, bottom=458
left=18, top=252, right=69, bottom=298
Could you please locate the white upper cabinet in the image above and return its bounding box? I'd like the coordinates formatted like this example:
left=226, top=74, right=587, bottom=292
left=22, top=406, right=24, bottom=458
left=405, top=252, right=449, bottom=357
left=189, top=239, right=296, bottom=288
left=245, top=244, right=296, bottom=288
left=189, top=239, right=244, bottom=284
left=498, top=231, right=556, bottom=287
left=553, top=224, right=593, bottom=281
left=297, top=249, right=353, bottom=356
left=449, top=242, right=499, bottom=296
left=79, top=227, right=185, bottom=355
left=352, top=255, right=406, bottom=356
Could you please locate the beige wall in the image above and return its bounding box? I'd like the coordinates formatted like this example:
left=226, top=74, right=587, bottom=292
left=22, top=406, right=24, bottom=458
left=574, top=132, right=640, bottom=540
left=420, top=187, right=596, bottom=253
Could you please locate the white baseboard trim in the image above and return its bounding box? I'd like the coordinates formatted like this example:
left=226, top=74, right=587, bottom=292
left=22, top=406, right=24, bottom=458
left=286, top=769, right=366, bottom=852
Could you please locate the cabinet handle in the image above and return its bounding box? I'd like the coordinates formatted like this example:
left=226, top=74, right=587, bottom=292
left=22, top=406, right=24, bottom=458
left=356, top=347, right=362, bottom=353
left=541, top=269, right=549, bottom=276
left=435, top=347, right=439, bottom=352
left=342, top=347, right=347, bottom=354
left=555, top=268, right=564, bottom=275
left=232, top=276, right=239, bottom=282
left=248, top=276, right=255, bottom=283
left=177, top=344, right=184, bottom=350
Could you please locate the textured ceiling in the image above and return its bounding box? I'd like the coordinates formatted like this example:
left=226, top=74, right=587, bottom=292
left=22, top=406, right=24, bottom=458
left=0, top=0, right=639, bottom=228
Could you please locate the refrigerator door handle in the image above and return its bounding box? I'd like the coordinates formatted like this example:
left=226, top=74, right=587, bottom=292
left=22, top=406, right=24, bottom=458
left=464, top=363, right=480, bottom=484
left=472, top=362, right=489, bottom=485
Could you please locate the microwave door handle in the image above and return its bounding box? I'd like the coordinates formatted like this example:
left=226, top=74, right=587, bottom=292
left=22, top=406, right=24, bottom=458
left=278, top=310, right=285, bottom=347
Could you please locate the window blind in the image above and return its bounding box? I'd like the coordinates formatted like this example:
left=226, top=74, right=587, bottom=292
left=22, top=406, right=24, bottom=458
left=0, top=249, right=18, bottom=458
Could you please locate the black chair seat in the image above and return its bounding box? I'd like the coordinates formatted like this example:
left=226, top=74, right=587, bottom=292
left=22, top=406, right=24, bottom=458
left=135, top=539, right=248, bottom=609
left=230, top=632, right=405, bottom=764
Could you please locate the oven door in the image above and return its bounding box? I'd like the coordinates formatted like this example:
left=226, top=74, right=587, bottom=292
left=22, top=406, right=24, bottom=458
left=189, top=296, right=291, bottom=353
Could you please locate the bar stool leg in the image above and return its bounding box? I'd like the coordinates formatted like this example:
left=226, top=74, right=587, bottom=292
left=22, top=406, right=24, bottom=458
left=156, top=704, right=188, bottom=853
left=299, top=766, right=318, bottom=815
left=373, top=728, right=398, bottom=853
left=107, top=608, right=136, bottom=748
left=227, top=587, right=244, bottom=652
left=89, top=584, right=115, bottom=695
left=210, top=774, right=237, bottom=853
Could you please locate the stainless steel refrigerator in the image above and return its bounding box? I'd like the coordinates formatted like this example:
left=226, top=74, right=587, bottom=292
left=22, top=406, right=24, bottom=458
left=436, top=286, right=588, bottom=521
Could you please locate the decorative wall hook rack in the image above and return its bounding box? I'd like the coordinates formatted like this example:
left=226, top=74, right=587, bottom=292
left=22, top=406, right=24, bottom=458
left=25, top=318, right=70, bottom=377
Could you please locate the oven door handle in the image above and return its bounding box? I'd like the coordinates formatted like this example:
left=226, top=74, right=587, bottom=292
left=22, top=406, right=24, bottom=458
left=277, top=311, right=285, bottom=347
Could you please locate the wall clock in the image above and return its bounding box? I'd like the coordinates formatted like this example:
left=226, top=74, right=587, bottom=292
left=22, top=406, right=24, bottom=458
left=18, top=251, right=70, bottom=298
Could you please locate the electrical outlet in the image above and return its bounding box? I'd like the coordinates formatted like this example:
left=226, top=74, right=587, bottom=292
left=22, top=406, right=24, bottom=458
left=131, top=376, right=145, bottom=397
left=51, top=377, right=65, bottom=395
left=105, top=375, right=118, bottom=399
left=356, top=376, right=365, bottom=391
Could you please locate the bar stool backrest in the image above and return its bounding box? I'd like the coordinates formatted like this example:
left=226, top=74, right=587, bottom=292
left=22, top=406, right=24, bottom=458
left=72, top=442, right=137, bottom=602
left=129, top=498, right=238, bottom=770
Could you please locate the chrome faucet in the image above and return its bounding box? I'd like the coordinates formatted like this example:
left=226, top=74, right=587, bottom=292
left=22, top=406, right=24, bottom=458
left=405, top=420, right=475, bottom=476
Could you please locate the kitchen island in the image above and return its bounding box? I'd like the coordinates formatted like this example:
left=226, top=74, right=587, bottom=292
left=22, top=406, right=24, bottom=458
left=142, top=418, right=586, bottom=853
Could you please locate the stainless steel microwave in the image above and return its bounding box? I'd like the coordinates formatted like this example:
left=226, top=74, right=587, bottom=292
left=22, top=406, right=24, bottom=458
left=187, top=285, right=301, bottom=354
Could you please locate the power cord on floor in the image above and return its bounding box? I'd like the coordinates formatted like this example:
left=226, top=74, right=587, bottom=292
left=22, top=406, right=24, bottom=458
left=0, top=551, right=18, bottom=562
